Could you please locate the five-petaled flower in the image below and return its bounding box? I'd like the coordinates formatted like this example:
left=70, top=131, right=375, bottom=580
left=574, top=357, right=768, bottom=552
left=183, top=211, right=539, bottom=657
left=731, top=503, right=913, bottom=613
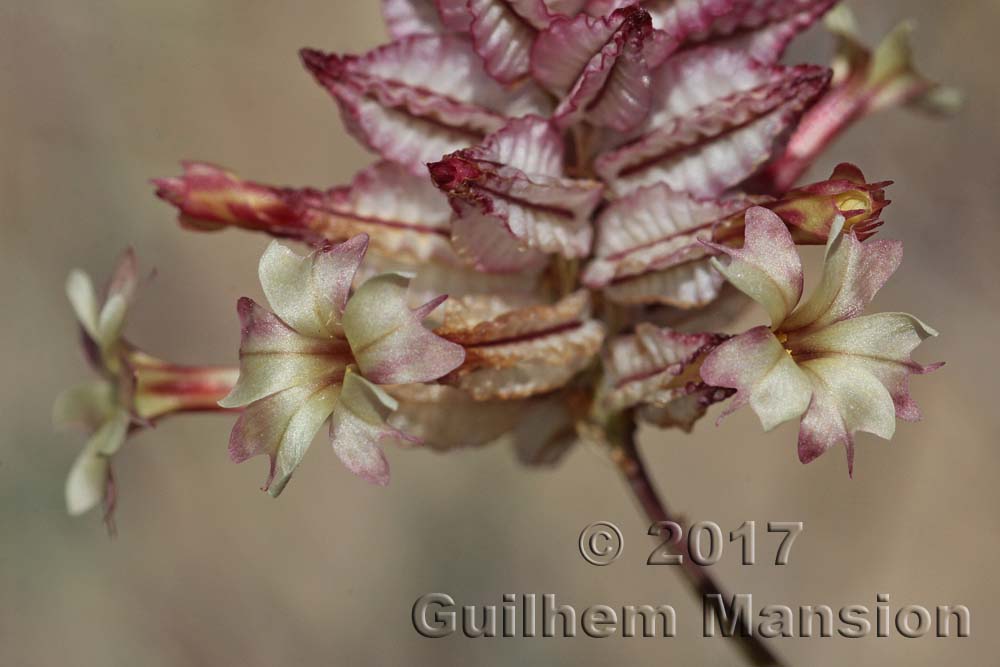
left=55, top=250, right=238, bottom=523
left=699, top=207, right=941, bottom=473
left=217, top=234, right=465, bottom=493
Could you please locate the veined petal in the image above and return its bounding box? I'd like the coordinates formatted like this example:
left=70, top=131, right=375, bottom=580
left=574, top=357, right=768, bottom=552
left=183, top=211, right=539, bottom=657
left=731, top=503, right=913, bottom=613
left=788, top=312, right=940, bottom=423
left=797, top=356, right=897, bottom=474
left=329, top=369, right=419, bottom=486
left=343, top=273, right=465, bottom=384
left=429, top=117, right=603, bottom=262
left=258, top=237, right=368, bottom=339
left=441, top=292, right=605, bottom=399
left=533, top=7, right=675, bottom=131
left=228, top=382, right=340, bottom=496
left=219, top=298, right=350, bottom=409
left=703, top=207, right=803, bottom=327
left=584, top=183, right=753, bottom=288
left=301, top=36, right=550, bottom=170
left=782, top=221, right=903, bottom=333
left=601, top=323, right=727, bottom=413
left=595, top=48, right=829, bottom=197
left=700, top=325, right=812, bottom=431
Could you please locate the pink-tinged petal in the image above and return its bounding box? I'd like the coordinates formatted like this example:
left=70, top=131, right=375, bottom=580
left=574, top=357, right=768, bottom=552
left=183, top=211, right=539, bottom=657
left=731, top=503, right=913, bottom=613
left=315, top=161, right=455, bottom=265
left=797, top=356, right=897, bottom=474
left=382, top=0, right=452, bottom=37
left=603, top=257, right=725, bottom=307
left=701, top=325, right=812, bottom=431
left=301, top=36, right=550, bottom=170
left=218, top=298, right=350, bottom=409
left=458, top=0, right=551, bottom=83
left=533, top=7, right=675, bottom=131
left=595, top=48, right=829, bottom=197
left=782, top=222, right=902, bottom=333
left=788, top=313, right=941, bottom=424
left=342, top=273, right=465, bottom=384
left=228, top=382, right=340, bottom=497
left=440, top=292, right=605, bottom=399
left=601, top=323, right=727, bottom=413
left=387, top=383, right=527, bottom=450
left=702, top=207, right=802, bottom=327
left=429, top=117, right=603, bottom=263
left=153, top=162, right=319, bottom=241
left=584, top=183, right=754, bottom=288
left=329, top=369, right=420, bottom=486
left=258, top=237, right=368, bottom=340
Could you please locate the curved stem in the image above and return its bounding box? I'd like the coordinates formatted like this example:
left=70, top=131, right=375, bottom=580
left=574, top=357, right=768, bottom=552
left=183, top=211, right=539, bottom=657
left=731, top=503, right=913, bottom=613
left=610, top=414, right=785, bottom=667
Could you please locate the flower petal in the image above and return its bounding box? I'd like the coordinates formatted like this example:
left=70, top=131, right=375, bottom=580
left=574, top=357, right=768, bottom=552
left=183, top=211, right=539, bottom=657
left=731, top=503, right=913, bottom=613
left=700, top=325, right=812, bottom=431
left=53, top=381, right=116, bottom=432
left=440, top=291, right=605, bottom=399
left=228, top=382, right=340, bottom=496
left=301, top=36, right=549, bottom=170
left=65, top=408, right=130, bottom=516
left=595, top=48, right=829, bottom=197
left=429, top=116, right=603, bottom=262
left=66, top=270, right=100, bottom=341
left=601, top=323, right=727, bottom=413
left=258, top=237, right=368, bottom=340
left=782, top=221, right=902, bottom=333
left=788, top=312, right=940, bottom=423
left=218, top=298, right=350, bottom=408
left=343, top=273, right=466, bottom=384
left=703, top=206, right=803, bottom=327
left=329, top=369, right=419, bottom=486
left=533, top=7, right=675, bottom=131
left=797, top=355, right=897, bottom=473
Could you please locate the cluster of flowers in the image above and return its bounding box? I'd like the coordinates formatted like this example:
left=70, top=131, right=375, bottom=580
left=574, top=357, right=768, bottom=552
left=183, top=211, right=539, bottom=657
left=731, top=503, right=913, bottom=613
left=56, top=1, right=953, bottom=523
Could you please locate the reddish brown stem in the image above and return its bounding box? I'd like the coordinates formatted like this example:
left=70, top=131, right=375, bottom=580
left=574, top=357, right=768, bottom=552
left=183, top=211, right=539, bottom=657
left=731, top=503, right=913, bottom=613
left=612, top=415, right=785, bottom=667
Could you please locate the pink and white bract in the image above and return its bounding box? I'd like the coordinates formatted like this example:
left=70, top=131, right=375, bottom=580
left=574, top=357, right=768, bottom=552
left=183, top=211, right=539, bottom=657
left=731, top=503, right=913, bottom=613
left=61, top=1, right=951, bottom=521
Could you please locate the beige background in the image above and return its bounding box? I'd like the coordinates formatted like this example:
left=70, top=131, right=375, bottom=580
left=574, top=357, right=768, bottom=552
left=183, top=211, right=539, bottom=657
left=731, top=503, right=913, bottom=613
left=2, top=1, right=998, bottom=665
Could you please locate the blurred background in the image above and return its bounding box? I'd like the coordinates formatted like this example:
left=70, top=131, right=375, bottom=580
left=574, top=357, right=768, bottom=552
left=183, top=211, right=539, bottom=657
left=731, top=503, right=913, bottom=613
left=2, top=1, right=998, bottom=665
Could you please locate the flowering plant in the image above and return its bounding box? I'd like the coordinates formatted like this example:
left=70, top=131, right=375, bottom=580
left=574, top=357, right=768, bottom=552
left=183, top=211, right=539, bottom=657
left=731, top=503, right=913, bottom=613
left=58, top=2, right=953, bottom=663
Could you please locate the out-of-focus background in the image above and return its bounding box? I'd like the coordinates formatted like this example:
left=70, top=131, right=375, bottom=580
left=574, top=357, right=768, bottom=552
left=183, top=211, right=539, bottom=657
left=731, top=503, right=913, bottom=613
left=2, top=1, right=998, bottom=665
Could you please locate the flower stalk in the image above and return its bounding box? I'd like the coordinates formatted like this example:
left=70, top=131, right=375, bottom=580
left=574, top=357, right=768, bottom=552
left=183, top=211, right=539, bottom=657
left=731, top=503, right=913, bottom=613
left=610, top=411, right=784, bottom=667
